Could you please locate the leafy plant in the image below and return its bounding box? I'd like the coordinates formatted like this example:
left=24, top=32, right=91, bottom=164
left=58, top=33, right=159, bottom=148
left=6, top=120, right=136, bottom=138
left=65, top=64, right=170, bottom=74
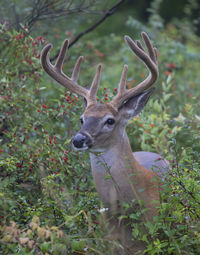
left=0, top=12, right=200, bottom=254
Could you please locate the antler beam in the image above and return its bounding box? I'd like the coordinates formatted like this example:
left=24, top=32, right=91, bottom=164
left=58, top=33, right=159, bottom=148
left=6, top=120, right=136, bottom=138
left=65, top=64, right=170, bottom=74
left=40, top=39, right=101, bottom=106
left=111, top=32, right=159, bottom=109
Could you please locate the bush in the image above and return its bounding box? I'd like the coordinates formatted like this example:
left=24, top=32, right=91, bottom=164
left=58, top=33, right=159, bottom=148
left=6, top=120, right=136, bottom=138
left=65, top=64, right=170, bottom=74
left=0, top=19, right=199, bottom=254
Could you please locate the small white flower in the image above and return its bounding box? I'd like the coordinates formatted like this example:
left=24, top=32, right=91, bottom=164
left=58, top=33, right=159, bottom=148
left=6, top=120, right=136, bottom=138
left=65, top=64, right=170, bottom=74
left=98, top=207, right=109, bottom=213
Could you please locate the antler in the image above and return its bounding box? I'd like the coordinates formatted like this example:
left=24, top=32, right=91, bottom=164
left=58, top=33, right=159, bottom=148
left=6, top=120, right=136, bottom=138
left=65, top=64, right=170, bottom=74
left=40, top=39, right=101, bottom=106
left=41, top=32, right=158, bottom=109
left=110, top=32, right=158, bottom=109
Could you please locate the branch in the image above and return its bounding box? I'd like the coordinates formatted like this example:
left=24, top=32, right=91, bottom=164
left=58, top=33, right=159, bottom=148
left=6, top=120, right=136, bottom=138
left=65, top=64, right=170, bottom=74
left=12, top=3, right=20, bottom=31
left=51, top=0, right=127, bottom=61
left=25, top=0, right=101, bottom=30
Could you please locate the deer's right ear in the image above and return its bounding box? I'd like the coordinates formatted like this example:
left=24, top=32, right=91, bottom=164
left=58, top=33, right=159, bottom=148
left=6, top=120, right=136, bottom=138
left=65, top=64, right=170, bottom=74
left=119, top=88, right=155, bottom=120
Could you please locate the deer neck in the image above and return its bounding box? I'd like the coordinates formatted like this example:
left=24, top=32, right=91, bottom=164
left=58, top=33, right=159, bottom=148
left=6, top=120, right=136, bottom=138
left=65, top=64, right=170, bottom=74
left=89, top=131, right=149, bottom=206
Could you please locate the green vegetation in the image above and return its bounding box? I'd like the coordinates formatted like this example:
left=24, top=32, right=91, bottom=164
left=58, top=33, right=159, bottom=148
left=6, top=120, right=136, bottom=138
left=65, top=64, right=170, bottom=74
left=0, top=1, right=200, bottom=254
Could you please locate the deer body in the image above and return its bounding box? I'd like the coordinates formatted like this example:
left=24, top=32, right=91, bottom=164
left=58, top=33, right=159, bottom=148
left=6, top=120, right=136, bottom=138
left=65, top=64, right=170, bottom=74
left=89, top=141, right=168, bottom=254
left=41, top=32, right=169, bottom=254
left=90, top=144, right=162, bottom=212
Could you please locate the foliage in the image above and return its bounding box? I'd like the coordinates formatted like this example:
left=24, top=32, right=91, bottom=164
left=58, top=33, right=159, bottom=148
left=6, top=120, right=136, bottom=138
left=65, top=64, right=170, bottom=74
left=125, top=134, right=200, bottom=254
left=0, top=8, right=200, bottom=255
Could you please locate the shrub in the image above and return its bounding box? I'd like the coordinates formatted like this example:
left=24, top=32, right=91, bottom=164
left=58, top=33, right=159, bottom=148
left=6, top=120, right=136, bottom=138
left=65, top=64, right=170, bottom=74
left=0, top=21, right=199, bottom=254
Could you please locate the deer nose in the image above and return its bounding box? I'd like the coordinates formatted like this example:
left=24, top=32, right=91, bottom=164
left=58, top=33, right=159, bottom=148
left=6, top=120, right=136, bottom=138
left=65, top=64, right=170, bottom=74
left=72, top=133, right=86, bottom=148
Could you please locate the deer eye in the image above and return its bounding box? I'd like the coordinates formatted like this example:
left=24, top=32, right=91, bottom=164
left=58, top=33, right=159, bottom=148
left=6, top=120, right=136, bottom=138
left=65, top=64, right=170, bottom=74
left=80, top=118, right=84, bottom=125
left=106, top=118, right=115, bottom=125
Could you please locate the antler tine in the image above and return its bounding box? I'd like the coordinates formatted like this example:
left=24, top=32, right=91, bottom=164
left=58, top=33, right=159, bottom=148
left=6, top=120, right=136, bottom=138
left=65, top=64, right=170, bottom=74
left=41, top=40, right=90, bottom=100
left=136, top=37, right=158, bottom=65
left=141, top=32, right=157, bottom=64
left=71, top=56, right=84, bottom=82
left=153, top=47, right=158, bottom=65
left=55, top=39, right=69, bottom=71
left=119, top=65, right=128, bottom=94
left=136, top=40, right=145, bottom=51
left=110, top=32, right=159, bottom=109
left=40, top=43, right=54, bottom=76
left=87, top=64, right=102, bottom=105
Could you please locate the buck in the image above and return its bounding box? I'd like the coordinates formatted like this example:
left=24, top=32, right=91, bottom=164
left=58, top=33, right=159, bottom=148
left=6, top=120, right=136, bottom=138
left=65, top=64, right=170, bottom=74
left=41, top=32, right=169, bottom=254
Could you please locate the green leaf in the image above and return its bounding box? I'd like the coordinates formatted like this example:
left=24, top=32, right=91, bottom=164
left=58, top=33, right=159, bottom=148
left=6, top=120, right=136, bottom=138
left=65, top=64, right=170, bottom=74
left=132, top=227, right=139, bottom=238
left=104, top=174, right=112, bottom=180
left=71, top=240, right=85, bottom=251
left=138, top=188, right=145, bottom=193
left=40, top=242, right=51, bottom=253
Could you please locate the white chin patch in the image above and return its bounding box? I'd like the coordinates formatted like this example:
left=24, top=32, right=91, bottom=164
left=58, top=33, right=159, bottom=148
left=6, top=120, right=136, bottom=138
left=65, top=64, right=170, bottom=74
left=89, top=148, right=105, bottom=153
left=73, top=145, right=89, bottom=151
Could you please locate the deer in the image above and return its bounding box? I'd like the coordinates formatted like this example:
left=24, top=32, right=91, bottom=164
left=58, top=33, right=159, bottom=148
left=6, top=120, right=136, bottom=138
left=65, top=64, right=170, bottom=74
left=41, top=32, right=169, bottom=254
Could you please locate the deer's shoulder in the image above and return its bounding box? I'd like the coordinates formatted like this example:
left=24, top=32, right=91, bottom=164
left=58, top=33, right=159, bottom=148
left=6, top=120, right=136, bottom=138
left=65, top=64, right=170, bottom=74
left=133, top=151, right=170, bottom=178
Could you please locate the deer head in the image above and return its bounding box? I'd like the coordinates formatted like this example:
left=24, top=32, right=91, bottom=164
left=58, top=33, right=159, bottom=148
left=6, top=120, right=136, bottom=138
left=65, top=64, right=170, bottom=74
left=41, top=32, right=158, bottom=153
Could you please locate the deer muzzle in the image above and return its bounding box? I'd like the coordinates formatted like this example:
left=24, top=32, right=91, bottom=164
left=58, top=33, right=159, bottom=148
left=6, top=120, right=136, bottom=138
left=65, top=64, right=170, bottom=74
left=72, top=132, right=92, bottom=151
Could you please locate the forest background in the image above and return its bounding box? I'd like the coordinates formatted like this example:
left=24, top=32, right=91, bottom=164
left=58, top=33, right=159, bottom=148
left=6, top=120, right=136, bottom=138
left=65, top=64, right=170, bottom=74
left=0, top=0, right=200, bottom=254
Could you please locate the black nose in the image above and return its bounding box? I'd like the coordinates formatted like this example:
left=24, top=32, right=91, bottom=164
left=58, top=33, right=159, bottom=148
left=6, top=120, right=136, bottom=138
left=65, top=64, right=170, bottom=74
left=72, top=133, right=86, bottom=148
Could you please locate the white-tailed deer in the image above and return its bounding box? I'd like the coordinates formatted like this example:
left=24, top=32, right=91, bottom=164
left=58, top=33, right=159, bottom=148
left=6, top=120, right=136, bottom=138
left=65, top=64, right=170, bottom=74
left=41, top=32, right=169, bottom=254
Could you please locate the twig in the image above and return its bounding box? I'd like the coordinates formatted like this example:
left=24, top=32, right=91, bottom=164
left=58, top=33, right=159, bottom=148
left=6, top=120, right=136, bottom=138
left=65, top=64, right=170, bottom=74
left=12, top=3, right=20, bottom=31
left=26, top=0, right=101, bottom=30
left=51, top=0, right=127, bottom=61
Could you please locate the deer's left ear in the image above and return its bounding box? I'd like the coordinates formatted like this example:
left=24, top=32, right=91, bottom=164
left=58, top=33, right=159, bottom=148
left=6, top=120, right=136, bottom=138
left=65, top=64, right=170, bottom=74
left=119, top=88, right=155, bottom=120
